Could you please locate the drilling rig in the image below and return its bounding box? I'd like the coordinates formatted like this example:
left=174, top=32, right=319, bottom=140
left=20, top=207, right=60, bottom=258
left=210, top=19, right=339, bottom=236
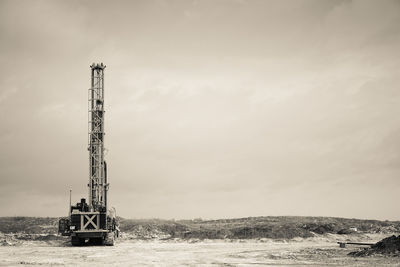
left=58, top=63, right=119, bottom=246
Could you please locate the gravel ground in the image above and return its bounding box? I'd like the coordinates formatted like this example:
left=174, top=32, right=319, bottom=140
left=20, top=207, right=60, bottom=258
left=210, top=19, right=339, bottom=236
left=0, top=234, right=399, bottom=266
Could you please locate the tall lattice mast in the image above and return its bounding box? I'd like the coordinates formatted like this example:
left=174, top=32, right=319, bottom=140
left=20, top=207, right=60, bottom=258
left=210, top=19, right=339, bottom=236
left=88, top=63, right=107, bottom=212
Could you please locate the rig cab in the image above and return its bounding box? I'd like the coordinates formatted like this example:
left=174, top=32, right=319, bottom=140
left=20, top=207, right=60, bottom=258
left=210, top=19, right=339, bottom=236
left=59, top=198, right=118, bottom=246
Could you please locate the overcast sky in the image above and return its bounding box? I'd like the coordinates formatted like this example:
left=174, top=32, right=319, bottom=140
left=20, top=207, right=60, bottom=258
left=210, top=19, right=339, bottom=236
left=0, top=0, right=399, bottom=220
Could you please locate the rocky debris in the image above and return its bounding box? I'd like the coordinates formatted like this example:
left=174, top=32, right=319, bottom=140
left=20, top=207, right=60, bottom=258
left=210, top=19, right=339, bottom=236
left=15, top=233, right=64, bottom=241
left=0, top=233, right=21, bottom=246
left=120, top=225, right=172, bottom=240
left=0, top=233, right=67, bottom=246
left=349, top=235, right=400, bottom=257
left=374, top=226, right=399, bottom=234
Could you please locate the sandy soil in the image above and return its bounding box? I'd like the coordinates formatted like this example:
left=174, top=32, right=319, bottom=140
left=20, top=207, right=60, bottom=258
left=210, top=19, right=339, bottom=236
left=0, top=234, right=399, bottom=266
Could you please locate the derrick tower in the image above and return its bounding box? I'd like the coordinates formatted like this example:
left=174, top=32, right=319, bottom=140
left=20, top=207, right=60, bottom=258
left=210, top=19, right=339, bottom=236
left=88, top=62, right=108, bottom=212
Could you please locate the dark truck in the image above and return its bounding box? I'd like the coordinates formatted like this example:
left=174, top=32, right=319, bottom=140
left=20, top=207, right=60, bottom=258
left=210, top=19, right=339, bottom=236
left=59, top=198, right=119, bottom=245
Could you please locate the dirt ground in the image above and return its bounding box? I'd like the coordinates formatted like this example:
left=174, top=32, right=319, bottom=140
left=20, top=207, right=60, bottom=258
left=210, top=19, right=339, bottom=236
left=0, top=234, right=399, bottom=266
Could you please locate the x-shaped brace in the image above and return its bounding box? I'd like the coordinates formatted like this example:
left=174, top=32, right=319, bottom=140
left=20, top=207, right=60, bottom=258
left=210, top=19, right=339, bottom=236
left=83, top=214, right=98, bottom=229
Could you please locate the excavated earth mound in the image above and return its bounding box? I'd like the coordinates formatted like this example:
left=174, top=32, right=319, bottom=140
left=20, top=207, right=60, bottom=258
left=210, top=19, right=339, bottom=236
left=349, top=235, right=400, bottom=257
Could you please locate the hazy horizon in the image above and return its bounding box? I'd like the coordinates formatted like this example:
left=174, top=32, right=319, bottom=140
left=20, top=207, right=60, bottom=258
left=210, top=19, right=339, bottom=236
left=1, top=0, right=399, bottom=221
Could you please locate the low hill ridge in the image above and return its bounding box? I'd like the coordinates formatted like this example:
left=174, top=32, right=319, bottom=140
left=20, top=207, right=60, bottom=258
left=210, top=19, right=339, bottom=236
left=0, top=216, right=399, bottom=240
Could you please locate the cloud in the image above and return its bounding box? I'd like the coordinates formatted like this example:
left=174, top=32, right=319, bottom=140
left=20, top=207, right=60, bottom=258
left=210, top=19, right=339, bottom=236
left=0, top=87, right=17, bottom=104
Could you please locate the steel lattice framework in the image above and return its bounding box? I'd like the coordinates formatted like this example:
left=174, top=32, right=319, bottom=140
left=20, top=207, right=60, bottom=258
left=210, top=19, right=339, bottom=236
left=88, top=63, right=107, bottom=211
